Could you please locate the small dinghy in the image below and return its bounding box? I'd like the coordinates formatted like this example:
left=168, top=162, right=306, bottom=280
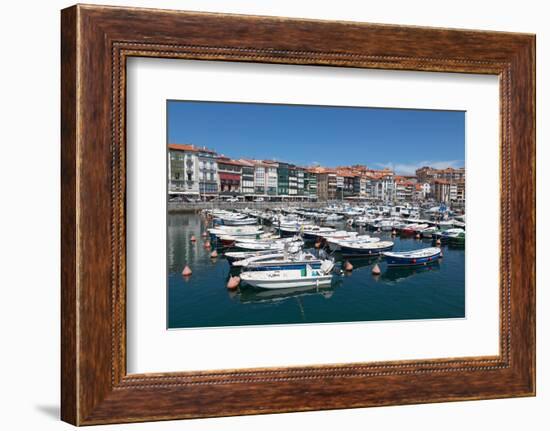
left=240, top=260, right=335, bottom=289
left=339, top=240, right=394, bottom=256
left=383, top=247, right=442, bottom=266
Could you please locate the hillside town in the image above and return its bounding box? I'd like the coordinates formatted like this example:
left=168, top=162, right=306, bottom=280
left=168, top=144, right=465, bottom=206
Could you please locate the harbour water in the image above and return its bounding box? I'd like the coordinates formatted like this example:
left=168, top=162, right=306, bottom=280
left=168, top=213, right=465, bottom=329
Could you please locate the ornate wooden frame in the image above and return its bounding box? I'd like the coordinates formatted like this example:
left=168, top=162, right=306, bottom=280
left=61, top=4, right=535, bottom=425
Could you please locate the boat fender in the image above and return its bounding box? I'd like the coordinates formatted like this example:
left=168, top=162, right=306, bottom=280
left=182, top=265, right=192, bottom=276
left=226, top=276, right=240, bottom=290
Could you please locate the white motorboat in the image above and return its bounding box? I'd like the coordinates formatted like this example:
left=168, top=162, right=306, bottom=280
left=225, top=249, right=282, bottom=264
left=240, top=260, right=335, bottom=289
left=339, top=240, right=394, bottom=256
left=326, top=235, right=379, bottom=252
left=234, top=252, right=323, bottom=271
left=234, top=237, right=304, bottom=251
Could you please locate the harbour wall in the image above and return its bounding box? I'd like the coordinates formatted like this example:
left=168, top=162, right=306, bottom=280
left=168, top=201, right=339, bottom=213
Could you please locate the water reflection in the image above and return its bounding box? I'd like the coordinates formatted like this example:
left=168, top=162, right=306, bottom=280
left=232, top=284, right=336, bottom=305
left=381, top=262, right=441, bottom=284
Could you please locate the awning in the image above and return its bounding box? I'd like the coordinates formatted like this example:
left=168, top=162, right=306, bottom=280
left=219, top=173, right=240, bottom=181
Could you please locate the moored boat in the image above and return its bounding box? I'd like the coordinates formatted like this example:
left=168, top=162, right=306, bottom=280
left=383, top=247, right=441, bottom=266
left=339, top=240, right=394, bottom=256
left=234, top=252, right=323, bottom=271
left=240, top=260, right=335, bottom=289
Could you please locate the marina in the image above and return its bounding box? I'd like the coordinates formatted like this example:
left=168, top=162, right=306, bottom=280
left=168, top=204, right=465, bottom=329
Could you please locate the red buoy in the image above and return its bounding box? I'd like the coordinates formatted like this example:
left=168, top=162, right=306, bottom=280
left=210, top=250, right=218, bottom=258
left=372, top=264, right=381, bottom=275
left=190, top=235, right=197, bottom=242
left=182, top=265, right=192, bottom=276
left=202, top=231, right=208, bottom=237
left=227, top=276, right=240, bottom=290
left=436, top=238, right=441, bottom=245
left=203, top=240, right=211, bottom=248
left=315, top=242, right=321, bottom=249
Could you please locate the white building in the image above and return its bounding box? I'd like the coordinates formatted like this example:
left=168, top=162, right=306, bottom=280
left=167, top=144, right=200, bottom=198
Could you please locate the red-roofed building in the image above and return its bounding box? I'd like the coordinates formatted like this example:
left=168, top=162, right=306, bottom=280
left=217, top=156, right=243, bottom=195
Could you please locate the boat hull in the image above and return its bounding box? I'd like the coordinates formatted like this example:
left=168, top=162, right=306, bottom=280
left=241, top=275, right=333, bottom=289
left=340, top=244, right=393, bottom=256
left=384, top=251, right=441, bottom=267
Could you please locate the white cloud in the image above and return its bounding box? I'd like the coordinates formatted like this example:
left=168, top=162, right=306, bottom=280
left=374, top=160, right=464, bottom=175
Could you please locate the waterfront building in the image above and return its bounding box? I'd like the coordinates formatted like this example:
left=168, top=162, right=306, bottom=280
left=421, top=182, right=431, bottom=198
left=288, top=164, right=298, bottom=196
left=236, top=159, right=255, bottom=198
left=217, top=156, right=243, bottom=196
left=315, top=169, right=338, bottom=201
left=167, top=144, right=200, bottom=198
left=252, top=160, right=266, bottom=195
left=365, top=168, right=395, bottom=202
left=336, top=174, right=345, bottom=198
left=196, top=146, right=218, bottom=199
left=456, top=179, right=465, bottom=205
left=395, top=176, right=414, bottom=201
left=296, top=167, right=305, bottom=197
left=304, top=170, right=318, bottom=200
left=277, top=162, right=290, bottom=196
left=264, top=161, right=279, bottom=196
left=337, top=170, right=355, bottom=198
left=416, top=166, right=465, bottom=184
left=432, top=179, right=458, bottom=204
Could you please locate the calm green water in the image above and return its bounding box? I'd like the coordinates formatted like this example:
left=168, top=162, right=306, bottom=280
left=168, top=213, right=465, bottom=329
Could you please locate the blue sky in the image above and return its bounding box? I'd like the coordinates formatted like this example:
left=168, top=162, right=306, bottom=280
left=167, top=100, right=465, bottom=175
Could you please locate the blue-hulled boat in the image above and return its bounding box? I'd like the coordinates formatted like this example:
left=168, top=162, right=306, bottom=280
left=383, top=247, right=441, bottom=266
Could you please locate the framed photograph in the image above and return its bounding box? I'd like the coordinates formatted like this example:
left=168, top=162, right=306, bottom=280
left=61, top=4, right=535, bottom=425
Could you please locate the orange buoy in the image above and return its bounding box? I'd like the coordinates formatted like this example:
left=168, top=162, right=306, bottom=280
left=210, top=249, right=218, bottom=258
left=436, top=238, right=441, bottom=245
left=372, top=264, right=381, bottom=275
left=344, top=260, right=353, bottom=271
left=392, top=229, right=397, bottom=236
left=415, top=233, right=421, bottom=239
left=182, top=265, right=192, bottom=276
left=227, top=276, right=240, bottom=290
left=190, top=235, right=197, bottom=242
left=315, top=242, right=321, bottom=249
left=203, top=240, right=211, bottom=248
